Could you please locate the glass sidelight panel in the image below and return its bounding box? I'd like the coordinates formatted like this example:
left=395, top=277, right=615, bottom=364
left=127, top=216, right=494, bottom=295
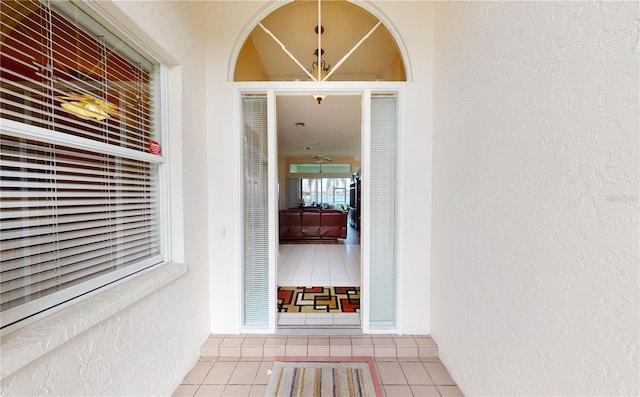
left=242, top=95, right=269, bottom=327
left=369, top=94, right=398, bottom=327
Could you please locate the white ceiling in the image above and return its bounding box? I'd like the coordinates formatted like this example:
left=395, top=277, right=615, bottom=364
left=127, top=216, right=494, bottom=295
left=276, top=95, right=362, bottom=159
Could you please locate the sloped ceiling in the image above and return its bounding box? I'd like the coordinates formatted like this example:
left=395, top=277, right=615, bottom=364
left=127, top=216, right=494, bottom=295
left=237, top=0, right=405, bottom=160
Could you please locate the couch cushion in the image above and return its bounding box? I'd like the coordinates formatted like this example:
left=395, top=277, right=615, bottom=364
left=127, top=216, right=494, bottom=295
left=279, top=210, right=302, bottom=239
left=320, top=210, right=347, bottom=239
left=301, top=210, right=321, bottom=238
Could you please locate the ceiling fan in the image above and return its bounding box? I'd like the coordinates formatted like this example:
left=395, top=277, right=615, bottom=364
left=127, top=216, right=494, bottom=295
left=312, top=154, right=332, bottom=163
left=311, top=143, right=332, bottom=163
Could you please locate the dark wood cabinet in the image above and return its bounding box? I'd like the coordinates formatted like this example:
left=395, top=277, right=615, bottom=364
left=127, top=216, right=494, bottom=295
left=349, top=179, right=361, bottom=229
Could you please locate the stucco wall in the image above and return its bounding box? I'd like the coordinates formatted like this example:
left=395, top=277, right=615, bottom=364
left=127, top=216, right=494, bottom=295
left=432, top=1, right=639, bottom=395
left=203, top=0, right=435, bottom=334
left=1, top=1, right=211, bottom=396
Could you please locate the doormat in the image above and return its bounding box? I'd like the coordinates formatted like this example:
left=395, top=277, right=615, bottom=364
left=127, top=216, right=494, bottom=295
left=278, top=286, right=360, bottom=313
left=266, top=357, right=382, bottom=397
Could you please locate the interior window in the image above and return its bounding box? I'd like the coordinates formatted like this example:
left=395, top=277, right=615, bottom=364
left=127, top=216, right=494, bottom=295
left=300, top=177, right=350, bottom=209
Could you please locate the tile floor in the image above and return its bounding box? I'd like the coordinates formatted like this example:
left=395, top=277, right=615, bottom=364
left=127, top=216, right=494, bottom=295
left=178, top=243, right=462, bottom=395
left=173, top=334, right=464, bottom=397
left=277, top=244, right=362, bottom=327
left=277, top=244, right=361, bottom=286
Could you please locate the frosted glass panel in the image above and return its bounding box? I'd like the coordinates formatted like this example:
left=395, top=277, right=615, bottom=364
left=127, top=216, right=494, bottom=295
left=242, top=95, right=269, bottom=326
left=369, top=95, right=397, bottom=327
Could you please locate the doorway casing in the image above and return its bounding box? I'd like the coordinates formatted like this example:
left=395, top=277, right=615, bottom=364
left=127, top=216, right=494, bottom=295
left=236, top=84, right=404, bottom=334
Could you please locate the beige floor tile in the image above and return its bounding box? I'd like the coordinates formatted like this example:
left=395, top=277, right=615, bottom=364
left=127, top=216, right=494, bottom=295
left=437, top=385, right=464, bottom=396
left=411, top=385, right=441, bottom=396
left=420, top=347, right=439, bottom=358
left=241, top=346, right=263, bottom=357
left=264, top=336, right=287, bottom=346
left=419, top=356, right=442, bottom=362
left=253, top=362, right=273, bottom=385
left=200, top=346, right=219, bottom=357
left=330, top=346, right=352, bottom=356
left=243, top=336, right=266, bottom=344
left=220, top=337, right=245, bottom=346
left=393, top=336, right=419, bottom=347
left=182, top=361, right=215, bottom=384
left=203, top=361, right=238, bottom=385
left=372, top=337, right=396, bottom=347
left=424, top=362, right=456, bottom=385
left=399, top=361, right=434, bottom=385
left=383, top=385, right=413, bottom=397
left=176, top=334, right=456, bottom=397
left=308, top=346, right=330, bottom=356
left=329, top=337, right=351, bottom=346
left=172, top=384, right=199, bottom=397
left=286, top=337, right=308, bottom=346
left=203, top=337, right=224, bottom=346
left=194, top=384, right=225, bottom=397
left=219, top=346, right=242, bottom=357
left=308, top=338, right=330, bottom=347
left=376, top=361, right=407, bottom=385
left=351, top=337, right=373, bottom=347
left=352, top=346, right=374, bottom=356
left=414, top=336, right=437, bottom=348
left=263, top=346, right=285, bottom=357
left=228, top=361, right=260, bottom=384
left=221, top=384, right=252, bottom=396
left=375, top=346, right=397, bottom=358
left=397, top=347, right=419, bottom=358
left=285, top=345, right=307, bottom=356
left=249, top=384, right=267, bottom=396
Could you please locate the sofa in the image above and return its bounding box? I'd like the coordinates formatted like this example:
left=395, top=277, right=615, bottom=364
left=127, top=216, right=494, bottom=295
left=279, top=209, right=348, bottom=240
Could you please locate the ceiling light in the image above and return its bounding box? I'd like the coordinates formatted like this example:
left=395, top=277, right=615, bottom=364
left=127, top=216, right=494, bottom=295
left=309, top=25, right=330, bottom=82
left=57, top=92, right=118, bottom=121
left=312, top=94, right=326, bottom=104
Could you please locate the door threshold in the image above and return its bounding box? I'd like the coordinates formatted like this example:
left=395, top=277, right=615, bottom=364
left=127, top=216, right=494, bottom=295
left=276, top=327, right=362, bottom=336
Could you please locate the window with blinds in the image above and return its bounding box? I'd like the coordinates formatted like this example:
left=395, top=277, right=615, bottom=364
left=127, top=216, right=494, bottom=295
left=369, top=94, right=398, bottom=327
left=241, top=95, right=269, bottom=327
left=1, top=0, right=163, bottom=330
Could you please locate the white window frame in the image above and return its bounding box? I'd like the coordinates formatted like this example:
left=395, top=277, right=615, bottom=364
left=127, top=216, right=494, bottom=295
left=0, top=0, right=170, bottom=334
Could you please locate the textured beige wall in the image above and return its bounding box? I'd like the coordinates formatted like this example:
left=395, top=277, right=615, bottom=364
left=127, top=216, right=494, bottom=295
left=0, top=1, right=211, bottom=396
left=432, top=2, right=639, bottom=395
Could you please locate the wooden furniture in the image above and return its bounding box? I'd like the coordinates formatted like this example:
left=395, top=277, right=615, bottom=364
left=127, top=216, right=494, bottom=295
left=349, top=179, right=361, bottom=229
left=279, top=209, right=348, bottom=240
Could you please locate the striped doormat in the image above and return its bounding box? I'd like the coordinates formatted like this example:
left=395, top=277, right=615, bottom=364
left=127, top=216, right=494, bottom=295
left=265, top=357, right=382, bottom=397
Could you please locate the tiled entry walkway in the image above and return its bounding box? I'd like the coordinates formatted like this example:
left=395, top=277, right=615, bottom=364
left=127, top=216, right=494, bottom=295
left=172, top=334, right=464, bottom=397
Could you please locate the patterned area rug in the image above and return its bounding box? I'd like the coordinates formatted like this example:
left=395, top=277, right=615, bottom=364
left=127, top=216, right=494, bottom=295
left=266, top=357, right=382, bottom=397
left=278, top=286, right=360, bottom=313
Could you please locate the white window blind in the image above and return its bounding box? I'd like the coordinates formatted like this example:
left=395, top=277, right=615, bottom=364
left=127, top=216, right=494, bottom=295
left=369, top=94, right=398, bottom=327
left=0, top=0, right=162, bottom=330
left=242, top=95, right=269, bottom=327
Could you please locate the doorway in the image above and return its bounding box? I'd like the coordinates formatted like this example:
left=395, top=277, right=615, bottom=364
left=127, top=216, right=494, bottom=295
left=240, top=90, right=400, bottom=333
left=236, top=0, right=407, bottom=333
left=275, top=94, right=362, bottom=331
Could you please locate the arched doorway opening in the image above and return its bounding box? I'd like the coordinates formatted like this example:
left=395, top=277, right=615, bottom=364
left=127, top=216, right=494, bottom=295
left=235, top=0, right=407, bottom=334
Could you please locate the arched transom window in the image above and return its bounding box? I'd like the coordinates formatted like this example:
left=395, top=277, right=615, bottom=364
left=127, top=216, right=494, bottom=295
left=234, top=0, right=406, bottom=82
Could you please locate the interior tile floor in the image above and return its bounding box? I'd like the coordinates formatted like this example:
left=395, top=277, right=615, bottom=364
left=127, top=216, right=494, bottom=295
left=277, top=244, right=361, bottom=286
left=278, top=243, right=362, bottom=327
left=173, top=334, right=464, bottom=397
